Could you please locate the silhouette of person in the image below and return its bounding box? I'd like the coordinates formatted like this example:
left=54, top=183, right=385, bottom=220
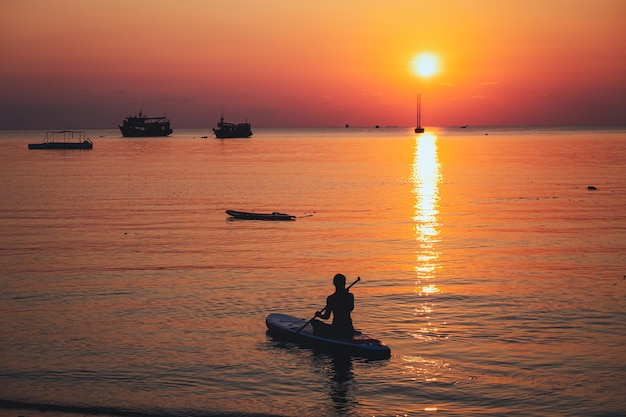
left=311, top=274, right=355, bottom=339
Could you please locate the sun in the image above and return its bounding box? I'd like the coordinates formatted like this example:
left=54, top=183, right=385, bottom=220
left=411, top=53, right=440, bottom=78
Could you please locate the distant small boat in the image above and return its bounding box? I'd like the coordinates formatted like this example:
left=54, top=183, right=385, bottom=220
left=226, top=210, right=295, bottom=221
left=460, top=125, right=469, bottom=129
left=414, top=94, right=424, bottom=133
left=119, top=111, right=173, bottom=137
left=28, top=130, right=93, bottom=150
left=213, top=116, right=252, bottom=138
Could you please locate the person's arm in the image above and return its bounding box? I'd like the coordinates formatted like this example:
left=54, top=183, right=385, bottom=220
left=317, top=308, right=331, bottom=320
left=315, top=296, right=332, bottom=319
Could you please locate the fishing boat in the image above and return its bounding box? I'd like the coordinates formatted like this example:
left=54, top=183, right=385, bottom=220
left=213, top=115, right=252, bottom=138
left=266, top=313, right=391, bottom=360
left=119, top=111, right=173, bottom=137
left=28, top=130, right=93, bottom=150
left=226, top=210, right=295, bottom=221
left=414, top=94, right=424, bottom=133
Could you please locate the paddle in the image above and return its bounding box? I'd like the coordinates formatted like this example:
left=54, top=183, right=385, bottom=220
left=295, top=276, right=360, bottom=334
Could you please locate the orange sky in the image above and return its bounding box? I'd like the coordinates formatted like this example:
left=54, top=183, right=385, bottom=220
left=1, top=0, right=624, bottom=128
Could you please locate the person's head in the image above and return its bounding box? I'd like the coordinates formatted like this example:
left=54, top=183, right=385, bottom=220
left=333, top=273, right=346, bottom=289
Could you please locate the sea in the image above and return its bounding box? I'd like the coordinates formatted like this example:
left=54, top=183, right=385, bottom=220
left=1, top=126, right=625, bottom=417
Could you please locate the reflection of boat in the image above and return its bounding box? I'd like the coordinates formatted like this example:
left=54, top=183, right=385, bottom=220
left=226, top=210, right=295, bottom=221
left=213, top=115, right=252, bottom=138
left=266, top=313, right=391, bottom=360
left=414, top=94, right=424, bottom=133
left=119, top=111, right=173, bottom=137
left=28, top=130, right=93, bottom=150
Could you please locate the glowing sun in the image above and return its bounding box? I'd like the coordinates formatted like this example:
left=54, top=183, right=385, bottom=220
left=411, top=53, right=440, bottom=78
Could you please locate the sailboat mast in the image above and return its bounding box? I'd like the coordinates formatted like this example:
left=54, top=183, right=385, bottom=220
left=417, top=94, right=420, bottom=127
left=414, top=93, right=425, bottom=133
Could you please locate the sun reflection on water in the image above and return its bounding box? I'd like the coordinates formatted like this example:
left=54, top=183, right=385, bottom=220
left=412, top=132, right=441, bottom=280
left=411, top=132, right=442, bottom=339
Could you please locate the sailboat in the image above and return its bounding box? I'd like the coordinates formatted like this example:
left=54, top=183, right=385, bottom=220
left=414, top=94, right=425, bottom=133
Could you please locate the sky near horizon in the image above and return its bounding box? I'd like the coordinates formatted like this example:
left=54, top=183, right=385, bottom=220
left=1, top=0, right=625, bottom=129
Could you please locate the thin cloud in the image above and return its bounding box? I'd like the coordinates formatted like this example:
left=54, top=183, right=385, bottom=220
left=360, top=92, right=386, bottom=97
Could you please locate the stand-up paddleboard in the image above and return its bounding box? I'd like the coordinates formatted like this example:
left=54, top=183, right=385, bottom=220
left=266, top=313, right=391, bottom=360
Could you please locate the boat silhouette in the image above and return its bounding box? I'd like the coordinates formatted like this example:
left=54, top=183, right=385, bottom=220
left=213, top=115, right=252, bottom=138
left=28, top=130, right=93, bottom=150
left=119, top=111, right=173, bottom=137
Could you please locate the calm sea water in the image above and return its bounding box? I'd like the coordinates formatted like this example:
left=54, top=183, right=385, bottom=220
left=1, top=127, right=625, bottom=417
